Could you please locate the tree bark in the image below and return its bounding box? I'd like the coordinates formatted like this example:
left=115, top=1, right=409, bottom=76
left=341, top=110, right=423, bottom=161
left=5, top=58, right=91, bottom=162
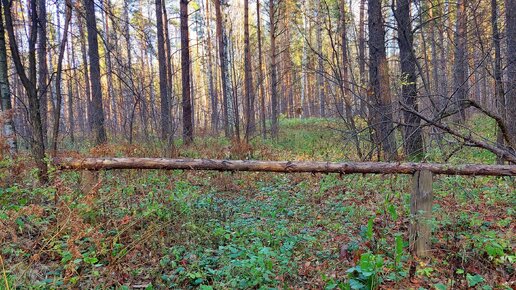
left=395, top=0, right=424, bottom=160
left=0, top=1, right=17, bottom=156
left=214, top=0, right=233, bottom=138
left=37, top=0, right=48, bottom=144
left=270, top=0, right=279, bottom=138
left=156, top=0, right=171, bottom=144
left=506, top=0, right=516, bottom=149
left=244, top=0, right=255, bottom=141
left=368, top=0, right=398, bottom=160
left=181, top=0, right=193, bottom=144
left=3, top=0, right=47, bottom=182
left=257, top=0, right=267, bottom=139
left=84, top=0, right=107, bottom=145
left=51, top=1, right=72, bottom=154
left=453, top=0, right=467, bottom=122
left=492, top=0, right=506, bottom=163
left=54, top=157, right=516, bottom=176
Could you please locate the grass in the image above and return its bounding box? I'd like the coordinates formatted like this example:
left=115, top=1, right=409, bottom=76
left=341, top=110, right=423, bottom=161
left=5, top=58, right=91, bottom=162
left=0, top=117, right=514, bottom=289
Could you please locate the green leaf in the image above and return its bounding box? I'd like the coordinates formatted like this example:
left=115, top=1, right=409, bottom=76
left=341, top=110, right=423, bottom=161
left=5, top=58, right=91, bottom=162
left=349, top=279, right=366, bottom=289
left=466, top=273, right=484, bottom=287
left=434, top=283, right=447, bottom=290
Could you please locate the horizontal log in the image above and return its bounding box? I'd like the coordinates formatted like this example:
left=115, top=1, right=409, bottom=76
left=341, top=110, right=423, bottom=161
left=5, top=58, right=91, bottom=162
left=53, top=157, right=516, bottom=176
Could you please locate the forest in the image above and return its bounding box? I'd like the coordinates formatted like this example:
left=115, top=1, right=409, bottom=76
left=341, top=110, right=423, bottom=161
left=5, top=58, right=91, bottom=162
left=0, top=0, right=515, bottom=288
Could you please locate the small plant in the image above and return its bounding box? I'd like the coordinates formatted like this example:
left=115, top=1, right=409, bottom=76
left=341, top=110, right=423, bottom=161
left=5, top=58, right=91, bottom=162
left=346, top=252, right=384, bottom=289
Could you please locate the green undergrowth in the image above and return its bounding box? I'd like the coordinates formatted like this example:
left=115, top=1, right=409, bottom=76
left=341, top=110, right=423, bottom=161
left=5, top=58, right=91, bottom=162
left=0, top=117, right=514, bottom=289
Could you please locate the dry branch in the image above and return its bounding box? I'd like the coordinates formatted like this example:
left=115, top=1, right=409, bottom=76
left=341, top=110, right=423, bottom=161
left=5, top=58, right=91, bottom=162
left=54, top=158, right=516, bottom=176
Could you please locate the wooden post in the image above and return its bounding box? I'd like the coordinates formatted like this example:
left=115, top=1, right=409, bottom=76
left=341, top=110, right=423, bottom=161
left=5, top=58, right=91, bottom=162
left=409, top=169, right=433, bottom=257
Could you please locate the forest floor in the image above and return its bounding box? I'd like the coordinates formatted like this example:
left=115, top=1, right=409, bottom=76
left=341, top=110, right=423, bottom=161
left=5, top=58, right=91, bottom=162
left=0, top=117, right=514, bottom=289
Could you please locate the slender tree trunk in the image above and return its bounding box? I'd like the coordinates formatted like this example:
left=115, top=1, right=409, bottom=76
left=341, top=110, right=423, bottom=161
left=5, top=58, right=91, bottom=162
left=163, top=1, right=175, bottom=138
left=156, top=0, right=171, bottom=145
left=77, top=17, right=93, bottom=133
left=453, top=0, right=467, bottom=122
left=244, top=0, right=255, bottom=142
left=102, top=0, right=117, bottom=136
left=67, top=41, right=74, bottom=145
left=506, top=0, right=516, bottom=149
left=270, top=0, right=279, bottom=138
left=358, top=0, right=367, bottom=117
left=368, top=0, right=398, bottom=160
left=181, top=0, right=193, bottom=144
left=0, top=0, right=17, bottom=155
left=37, top=0, right=48, bottom=145
left=492, top=0, right=506, bottom=163
left=395, top=0, right=424, bottom=160
left=51, top=1, right=72, bottom=154
left=84, top=0, right=107, bottom=145
left=316, top=0, right=325, bottom=117
left=205, top=0, right=218, bottom=133
left=214, top=0, right=233, bottom=138
left=257, top=0, right=266, bottom=139
left=3, top=0, right=47, bottom=182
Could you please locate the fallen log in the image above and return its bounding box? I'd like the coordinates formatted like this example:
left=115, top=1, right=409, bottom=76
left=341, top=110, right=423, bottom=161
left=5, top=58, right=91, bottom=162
left=54, top=157, right=516, bottom=176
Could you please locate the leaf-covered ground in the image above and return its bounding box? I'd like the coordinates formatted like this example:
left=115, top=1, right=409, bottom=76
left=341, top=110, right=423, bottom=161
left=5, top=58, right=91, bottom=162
left=0, top=118, right=514, bottom=289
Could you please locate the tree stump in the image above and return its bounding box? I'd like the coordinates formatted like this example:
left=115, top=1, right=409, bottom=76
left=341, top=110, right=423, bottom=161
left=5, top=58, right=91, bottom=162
left=409, top=169, right=433, bottom=257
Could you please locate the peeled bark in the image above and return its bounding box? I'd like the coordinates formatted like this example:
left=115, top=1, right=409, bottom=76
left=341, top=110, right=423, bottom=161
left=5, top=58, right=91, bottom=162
left=54, top=157, right=516, bottom=176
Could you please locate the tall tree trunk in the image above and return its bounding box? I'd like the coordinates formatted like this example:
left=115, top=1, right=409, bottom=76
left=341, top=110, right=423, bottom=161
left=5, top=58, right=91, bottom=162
left=453, top=0, right=467, bottom=122
left=205, top=0, right=218, bottom=133
left=395, top=0, right=424, bottom=160
left=37, top=0, right=48, bottom=145
left=181, top=0, right=193, bottom=144
left=506, top=0, right=516, bottom=150
left=270, top=0, right=279, bottom=138
left=102, top=0, right=117, bottom=136
left=51, top=1, right=72, bottom=154
left=368, top=0, right=398, bottom=160
left=214, top=0, right=233, bottom=138
left=67, top=34, right=74, bottom=145
left=156, top=0, right=171, bottom=144
left=163, top=1, right=175, bottom=137
left=358, top=0, right=367, bottom=117
left=0, top=0, right=17, bottom=156
left=3, top=0, right=47, bottom=182
left=316, top=0, right=325, bottom=117
left=77, top=17, right=93, bottom=133
left=244, top=0, right=255, bottom=142
left=492, top=0, right=506, bottom=163
left=84, top=0, right=107, bottom=145
left=257, top=0, right=266, bottom=138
